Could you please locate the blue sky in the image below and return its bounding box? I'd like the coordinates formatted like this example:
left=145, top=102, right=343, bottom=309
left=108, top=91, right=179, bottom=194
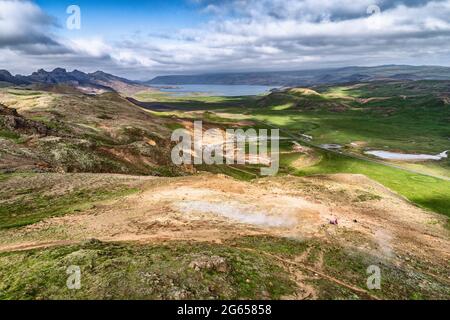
left=35, top=0, right=209, bottom=39
left=1, top=0, right=450, bottom=79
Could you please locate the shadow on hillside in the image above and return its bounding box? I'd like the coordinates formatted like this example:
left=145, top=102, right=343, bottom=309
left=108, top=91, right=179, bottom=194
left=126, top=96, right=256, bottom=112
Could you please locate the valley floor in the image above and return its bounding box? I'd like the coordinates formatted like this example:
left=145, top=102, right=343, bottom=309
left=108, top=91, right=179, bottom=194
left=0, top=82, right=449, bottom=300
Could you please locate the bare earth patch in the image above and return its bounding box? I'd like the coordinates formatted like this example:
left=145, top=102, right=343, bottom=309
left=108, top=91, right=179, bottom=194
left=0, top=173, right=448, bottom=273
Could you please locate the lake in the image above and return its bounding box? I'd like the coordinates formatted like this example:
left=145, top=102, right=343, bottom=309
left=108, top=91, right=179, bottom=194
left=365, top=150, right=449, bottom=161
left=151, top=84, right=278, bottom=97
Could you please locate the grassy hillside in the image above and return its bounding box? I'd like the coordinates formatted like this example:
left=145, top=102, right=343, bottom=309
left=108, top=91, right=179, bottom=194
left=254, top=83, right=450, bottom=154
left=293, top=151, right=450, bottom=217
left=0, top=80, right=449, bottom=301
left=1, top=234, right=448, bottom=300
left=133, top=81, right=450, bottom=217
left=0, top=87, right=186, bottom=176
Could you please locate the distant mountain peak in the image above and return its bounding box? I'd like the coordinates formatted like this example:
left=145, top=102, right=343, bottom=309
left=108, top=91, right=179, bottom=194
left=0, top=69, right=28, bottom=85
left=0, top=68, right=148, bottom=94
left=0, top=69, right=13, bottom=76
left=91, top=70, right=106, bottom=75
left=52, top=68, right=67, bottom=73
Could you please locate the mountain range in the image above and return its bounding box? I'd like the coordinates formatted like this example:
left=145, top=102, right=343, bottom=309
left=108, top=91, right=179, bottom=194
left=3, top=65, right=450, bottom=92
left=147, top=65, right=450, bottom=86
left=0, top=68, right=148, bottom=94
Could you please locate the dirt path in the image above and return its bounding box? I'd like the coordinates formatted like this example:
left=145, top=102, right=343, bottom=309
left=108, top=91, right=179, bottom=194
left=235, top=246, right=380, bottom=300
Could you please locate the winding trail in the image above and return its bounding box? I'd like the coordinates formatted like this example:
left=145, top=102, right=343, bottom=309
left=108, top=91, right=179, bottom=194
left=231, top=246, right=381, bottom=300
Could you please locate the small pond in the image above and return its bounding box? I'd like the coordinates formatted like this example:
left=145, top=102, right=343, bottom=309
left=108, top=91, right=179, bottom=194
left=365, top=150, right=448, bottom=161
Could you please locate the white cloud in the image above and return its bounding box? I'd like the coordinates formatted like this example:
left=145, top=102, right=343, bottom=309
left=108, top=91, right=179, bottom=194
left=67, top=38, right=111, bottom=58
left=0, top=0, right=60, bottom=48
left=2, top=0, right=450, bottom=78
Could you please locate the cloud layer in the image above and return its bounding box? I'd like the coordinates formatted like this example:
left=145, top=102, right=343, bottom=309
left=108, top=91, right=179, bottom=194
left=2, top=0, right=450, bottom=78
left=0, top=0, right=64, bottom=53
